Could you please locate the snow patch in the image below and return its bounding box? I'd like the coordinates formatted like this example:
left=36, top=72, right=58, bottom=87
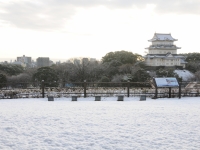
left=174, top=70, right=194, bottom=81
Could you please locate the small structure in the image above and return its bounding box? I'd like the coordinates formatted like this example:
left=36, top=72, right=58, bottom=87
left=48, top=96, right=54, bottom=101
left=117, top=96, right=124, bottom=101
left=72, top=96, right=77, bottom=101
left=140, top=95, right=146, bottom=101
left=95, top=96, right=101, bottom=101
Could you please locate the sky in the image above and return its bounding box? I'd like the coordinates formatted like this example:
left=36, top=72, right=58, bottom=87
left=0, top=0, right=200, bottom=62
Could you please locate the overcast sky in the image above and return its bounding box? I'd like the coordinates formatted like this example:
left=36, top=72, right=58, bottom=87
left=0, top=0, right=200, bottom=62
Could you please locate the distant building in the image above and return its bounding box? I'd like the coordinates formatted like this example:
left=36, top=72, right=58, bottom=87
left=90, top=58, right=96, bottom=62
left=49, top=60, right=54, bottom=66
left=66, top=60, right=72, bottom=63
left=31, top=60, right=37, bottom=68
left=17, top=55, right=31, bottom=64
left=144, top=33, right=187, bottom=68
left=0, top=61, right=8, bottom=64
left=74, top=59, right=80, bottom=65
left=16, top=55, right=32, bottom=67
left=56, top=61, right=61, bottom=65
left=82, top=58, right=89, bottom=64
left=37, top=57, right=50, bottom=67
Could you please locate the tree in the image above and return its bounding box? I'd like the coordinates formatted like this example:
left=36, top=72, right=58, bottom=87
left=182, top=52, right=200, bottom=73
left=156, top=68, right=182, bottom=82
left=70, top=60, right=90, bottom=82
left=195, top=71, right=200, bottom=81
left=111, top=74, right=124, bottom=82
left=51, top=59, right=104, bottom=84
left=131, top=69, right=150, bottom=82
left=186, top=62, right=200, bottom=73
left=0, top=64, right=24, bottom=76
left=118, top=64, right=133, bottom=74
left=185, top=53, right=200, bottom=62
left=102, top=50, right=143, bottom=64
left=7, top=73, right=32, bottom=83
left=32, top=67, right=59, bottom=87
left=52, top=63, right=75, bottom=85
left=86, top=61, right=104, bottom=82
left=0, top=74, right=7, bottom=88
left=7, top=73, right=32, bottom=88
left=128, top=69, right=151, bottom=87
left=98, top=76, right=110, bottom=87
left=156, top=69, right=173, bottom=77
left=102, top=60, right=122, bottom=78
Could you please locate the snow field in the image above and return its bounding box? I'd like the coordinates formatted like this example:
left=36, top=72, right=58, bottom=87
left=0, top=97, right=200, bottom=150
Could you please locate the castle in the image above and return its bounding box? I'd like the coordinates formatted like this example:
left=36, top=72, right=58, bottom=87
left=144, top=33, right=186, bottom=68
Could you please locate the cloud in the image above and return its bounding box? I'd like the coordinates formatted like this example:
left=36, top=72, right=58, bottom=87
left=0, top=1, right=76, bottom=30
left=42, top=0, right=200, bottom=13
left=0, top=0, right=200, bottom=30
left=154, top=0, right=200, bottom=14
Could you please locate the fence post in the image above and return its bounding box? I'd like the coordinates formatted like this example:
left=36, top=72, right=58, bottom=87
left=127, top=81, right=130, bottom=97
left=84, top=80, right=86, bottom=98
left=179, top=82, right=181, bottom=99
left=42, top=80, right=45, bottom=98
left=155, top=87, right=157, bottom=99
left=169, top=87, right=171, bottom=98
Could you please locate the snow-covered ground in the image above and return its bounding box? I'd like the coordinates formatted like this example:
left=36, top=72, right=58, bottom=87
left=0, top=97, right=200, bottom=150
left=174, top=70, right=194, bottom=81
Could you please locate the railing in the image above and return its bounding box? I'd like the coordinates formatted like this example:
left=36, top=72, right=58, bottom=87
left=0, top=81, right=200, bottom=99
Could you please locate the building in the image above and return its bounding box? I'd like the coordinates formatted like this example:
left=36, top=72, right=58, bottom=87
left=0, top=61, right=8, bottom=64
left=36, top=57, right=50, bottom=67
left=90, top=58, right=96, bottom=62
left=74, top=59, right=80, bottom=65
left=17, top=55, right=31, bottom=64
left=144, top=33, right=187, bottom=68
left=16, top=55, right=32, bottom=67
left=49, top=60, right=54, bottom=66
left=82, top=58, right=89, bottom=64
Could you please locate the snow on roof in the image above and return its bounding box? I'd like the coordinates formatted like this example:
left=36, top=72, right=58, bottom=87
left=180, top=59, right=187, bottom=64
left=144, top=54, right=185, bottom=58
left=149, top=33, right=177, bottom=42
left=174, top=70, right=194, bottom=81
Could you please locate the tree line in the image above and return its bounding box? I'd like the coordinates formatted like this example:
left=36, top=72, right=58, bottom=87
left=0, top=51, right=200, bottom=88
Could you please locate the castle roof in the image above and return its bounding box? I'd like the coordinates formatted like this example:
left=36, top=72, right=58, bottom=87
left=144, top=53, right=185, bottom=59
left=148, top=33, right=177, bottom=42
left=145, top=45, right=181, bottom=50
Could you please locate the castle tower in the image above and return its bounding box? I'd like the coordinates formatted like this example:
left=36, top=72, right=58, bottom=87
left=144, top=33, right=186, bottom=68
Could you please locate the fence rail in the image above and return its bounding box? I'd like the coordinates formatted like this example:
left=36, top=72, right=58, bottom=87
left=0, top=81, right=200, bottom=99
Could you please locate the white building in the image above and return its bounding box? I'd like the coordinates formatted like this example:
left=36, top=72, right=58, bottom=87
left=16, top=55, right=32, bottom=67
left=144, top=33, right=187, bottom=68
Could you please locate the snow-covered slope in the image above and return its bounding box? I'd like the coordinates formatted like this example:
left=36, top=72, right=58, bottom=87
left=174, top=69, right=194, bottom=81
left=0, top=97, right=200, bottom=149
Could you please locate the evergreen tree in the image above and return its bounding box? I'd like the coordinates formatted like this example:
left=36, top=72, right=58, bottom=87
left=102, top=50, right=143, bottom=64
left=0, top=74, right=7, bottom=88
left=33, top=67, right=59, bottom=87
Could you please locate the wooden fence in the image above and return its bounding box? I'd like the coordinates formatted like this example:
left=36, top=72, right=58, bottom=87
left=0, top=81, right=200, bottom=99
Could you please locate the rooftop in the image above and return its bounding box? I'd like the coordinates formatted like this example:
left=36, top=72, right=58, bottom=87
left=144, top=53, right=185, bottom=58
left=145, top=45, right=181, bottom=49
left=148, top=33, right=177, bottom=42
